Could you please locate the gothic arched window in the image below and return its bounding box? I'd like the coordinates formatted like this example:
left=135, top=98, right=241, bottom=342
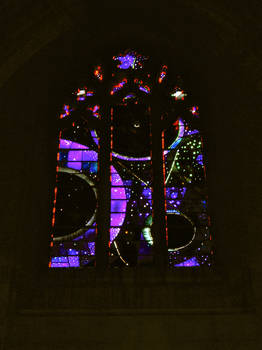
left=49, top=50, right=213, bottom=268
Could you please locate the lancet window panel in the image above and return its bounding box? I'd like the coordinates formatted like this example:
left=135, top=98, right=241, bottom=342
left=49, top=94, right=100, bottom=268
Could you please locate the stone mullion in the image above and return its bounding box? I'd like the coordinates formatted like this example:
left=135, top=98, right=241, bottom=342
left=150, top=103, right=168, bottom=270
left=95, top=104, right=111, bottom=271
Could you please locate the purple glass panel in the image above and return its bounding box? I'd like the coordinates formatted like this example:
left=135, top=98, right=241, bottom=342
left=68, top=249, right=78, bottom=256
left=67, top=161, right=82, bottom=170
left=110, top=213, right=125, bottom=227
left=111, top=172, right=122, bottom=185
left=166, top=187, right=187, bottom=199
left=111, top=187, right=126, bottom=199
left=196, top=154, right=203, bottom=166
left=111, top=200, right=126, bottom=212
left=70, top=141, right=88, bottom=149
left=142, top=187, right=152, bottom=199
left=51, top=262, right=69, bottom=268
left=174, top=257, right=200, bottom=267
left=90, top=131, right=99, bottom=145
left=60, top=139, right=72, bottom=149
left=186, top=129, right=199, bottom=136
left=110, top=227, right=120, bottom=241
left=52, top=256, right=68, bottom=263
left=88, top=242, right=95, bottom=255
left=68, top=256, right=80, bottom=267
left=82, top=150, right=98, bottom=161
left=68, top=150, right=82, bottom=161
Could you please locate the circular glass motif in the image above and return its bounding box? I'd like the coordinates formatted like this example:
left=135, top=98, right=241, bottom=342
left=167, top=213, right=195, bottom=250
left=111, top=102, right=181, bottom=160
left=53, top=171, right=97, bottom=240
left=112, top=102, right=151, bottom=159
left=142, top=211, right=195, bottom=252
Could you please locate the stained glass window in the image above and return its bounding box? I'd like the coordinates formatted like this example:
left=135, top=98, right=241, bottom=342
left=49, top=50, right=213, bottom=268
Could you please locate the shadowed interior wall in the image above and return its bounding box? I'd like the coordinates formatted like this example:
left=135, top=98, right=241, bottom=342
left=0, top=1, right=261, bottom=349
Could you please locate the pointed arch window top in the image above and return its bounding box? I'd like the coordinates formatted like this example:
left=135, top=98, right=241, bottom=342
left=49, top=49, right=213, bottom=269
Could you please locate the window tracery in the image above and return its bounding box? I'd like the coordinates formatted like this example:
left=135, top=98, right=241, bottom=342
left=49, top=49, right=213, bottom=268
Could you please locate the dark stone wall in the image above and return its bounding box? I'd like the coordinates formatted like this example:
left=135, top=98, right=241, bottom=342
left=0, top=1, right=261, bottom=349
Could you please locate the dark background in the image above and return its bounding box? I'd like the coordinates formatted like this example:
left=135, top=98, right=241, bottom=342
left=0, top=1, right=261, bottom=349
